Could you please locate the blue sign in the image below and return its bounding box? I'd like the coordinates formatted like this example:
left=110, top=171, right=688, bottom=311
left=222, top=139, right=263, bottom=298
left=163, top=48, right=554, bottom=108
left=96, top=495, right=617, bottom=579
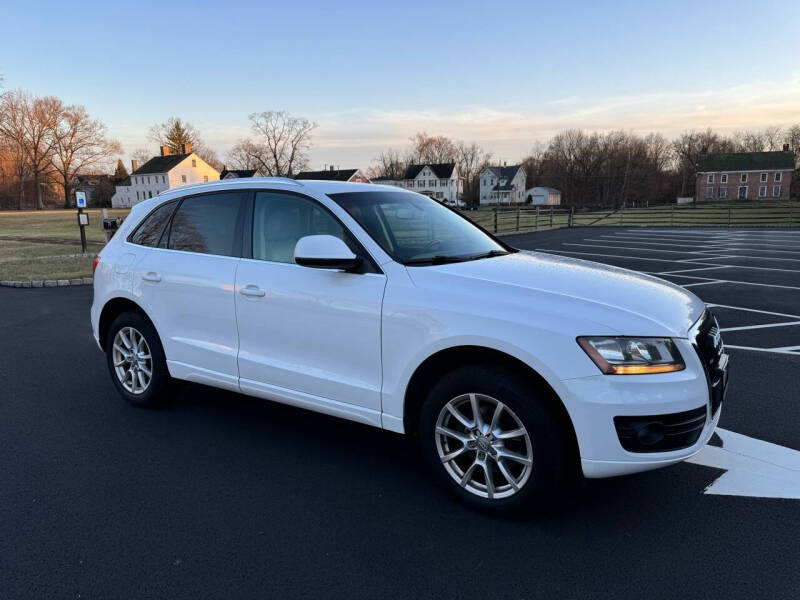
left=76, top=191, right=87, bottom=208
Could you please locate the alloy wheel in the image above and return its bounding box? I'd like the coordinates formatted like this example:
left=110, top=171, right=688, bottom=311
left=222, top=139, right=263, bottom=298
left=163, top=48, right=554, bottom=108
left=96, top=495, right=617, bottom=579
left=112, top=326, right=153, bottom=395
left=435, top=393, right=533, bottom=499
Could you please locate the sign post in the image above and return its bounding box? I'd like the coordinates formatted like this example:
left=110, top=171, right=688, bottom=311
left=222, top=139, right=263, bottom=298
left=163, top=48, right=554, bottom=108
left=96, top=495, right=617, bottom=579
left=75, top=191, right=88, bottom=254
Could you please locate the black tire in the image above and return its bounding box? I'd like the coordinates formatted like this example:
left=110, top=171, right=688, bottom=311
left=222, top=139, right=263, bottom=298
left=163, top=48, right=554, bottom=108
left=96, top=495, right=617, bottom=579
left=419, top=363, right=574, bottom=516
left=105, top=311, right=172, bottom=407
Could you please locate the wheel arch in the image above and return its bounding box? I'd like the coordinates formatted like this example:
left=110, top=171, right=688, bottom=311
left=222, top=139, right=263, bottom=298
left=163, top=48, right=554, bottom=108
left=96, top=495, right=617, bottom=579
left=402, top=345, right=579, bottom=462
left=98, top=296, right=155, bottom=351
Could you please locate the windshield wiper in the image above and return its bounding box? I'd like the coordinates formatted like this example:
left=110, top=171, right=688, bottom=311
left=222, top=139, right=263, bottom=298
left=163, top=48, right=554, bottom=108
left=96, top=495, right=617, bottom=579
left=403, top=255, right=472, bottom=266
left=462, top=250, right=510, bottom=261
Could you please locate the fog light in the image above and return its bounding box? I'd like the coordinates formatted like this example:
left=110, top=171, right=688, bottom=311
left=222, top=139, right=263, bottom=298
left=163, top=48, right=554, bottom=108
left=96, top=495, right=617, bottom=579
left=633, top=422, right=665, bottom=446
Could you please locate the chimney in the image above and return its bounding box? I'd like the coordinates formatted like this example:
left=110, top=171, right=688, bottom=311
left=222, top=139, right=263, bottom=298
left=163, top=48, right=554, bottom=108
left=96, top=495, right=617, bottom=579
left=180, top=143, right=191, bottom=154
left=131, top=159, right=138, bottom=172
left=160, top=145, right=170, bottom=156
left=784, top=143, right=790, bottom=152
left=503, top=161, right=507, bottom=167
left=329, top=165, right=334, bottom=171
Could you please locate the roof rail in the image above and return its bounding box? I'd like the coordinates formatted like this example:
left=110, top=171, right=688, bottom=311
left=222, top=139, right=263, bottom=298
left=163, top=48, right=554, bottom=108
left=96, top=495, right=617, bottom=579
left=158, top=176, right=304, bottom=196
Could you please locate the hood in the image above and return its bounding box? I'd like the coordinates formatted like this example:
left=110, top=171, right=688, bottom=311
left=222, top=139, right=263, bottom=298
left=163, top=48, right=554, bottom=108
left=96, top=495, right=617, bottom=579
left=406, top=251, right=705, bottom=337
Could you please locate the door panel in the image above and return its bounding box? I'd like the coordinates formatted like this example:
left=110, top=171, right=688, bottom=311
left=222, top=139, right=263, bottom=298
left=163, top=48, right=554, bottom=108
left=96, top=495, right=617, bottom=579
left=133, top=191, right=246, bottom=390
left=235, top=190, right=386, bottom=414
left=236, top=261, right=385, bottom=409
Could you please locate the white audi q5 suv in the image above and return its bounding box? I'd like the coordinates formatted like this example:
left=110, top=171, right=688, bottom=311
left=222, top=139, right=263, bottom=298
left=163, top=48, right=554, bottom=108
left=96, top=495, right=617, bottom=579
left=91, top=178, right=728, bottom=514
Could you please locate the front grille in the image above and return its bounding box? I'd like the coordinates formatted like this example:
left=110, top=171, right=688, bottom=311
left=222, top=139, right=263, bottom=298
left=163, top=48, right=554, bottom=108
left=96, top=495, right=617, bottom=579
left=614, top=406, right=707, bottom=452
left=693, top=311, right=726, bottom=415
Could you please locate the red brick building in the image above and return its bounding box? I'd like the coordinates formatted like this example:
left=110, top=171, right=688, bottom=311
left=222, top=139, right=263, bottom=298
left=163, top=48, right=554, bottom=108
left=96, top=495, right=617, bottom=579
left=696, top=147, right=795, bottom=201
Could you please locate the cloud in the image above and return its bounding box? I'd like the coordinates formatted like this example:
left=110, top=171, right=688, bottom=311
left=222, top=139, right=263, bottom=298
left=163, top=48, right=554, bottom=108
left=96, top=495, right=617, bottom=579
left=115, top=75, right=800, bottom=168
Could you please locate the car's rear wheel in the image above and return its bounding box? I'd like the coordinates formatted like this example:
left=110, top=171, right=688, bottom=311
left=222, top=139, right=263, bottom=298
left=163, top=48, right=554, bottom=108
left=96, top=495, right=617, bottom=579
left=105, top=312, right=171, bottom=407
left=420, top=364, right=573, bottom=515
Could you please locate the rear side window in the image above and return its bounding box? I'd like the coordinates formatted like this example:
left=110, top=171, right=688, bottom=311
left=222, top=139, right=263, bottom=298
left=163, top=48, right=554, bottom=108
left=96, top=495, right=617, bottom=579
left=168, top=192, right=245, bottom=257
left=128, top=201, right=177, bottom=247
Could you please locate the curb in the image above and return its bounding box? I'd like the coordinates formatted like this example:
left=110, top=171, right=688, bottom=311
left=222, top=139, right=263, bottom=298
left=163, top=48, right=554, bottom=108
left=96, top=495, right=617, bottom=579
left=1, top=277, right=93, bottom=288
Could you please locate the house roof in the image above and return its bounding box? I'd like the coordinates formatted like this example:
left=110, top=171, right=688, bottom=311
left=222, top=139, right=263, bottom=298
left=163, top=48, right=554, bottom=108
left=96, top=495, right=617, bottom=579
left=485, top=165, right=523, bottom=180
left=133, top=153, right=190, bottom=175
left=405, top=163, right=455, bottom=179
left=697, top=151, right=796, bottom=173
left=220, top=168, right=257, bottom=179
left=294, top=169, right=359, bottom=181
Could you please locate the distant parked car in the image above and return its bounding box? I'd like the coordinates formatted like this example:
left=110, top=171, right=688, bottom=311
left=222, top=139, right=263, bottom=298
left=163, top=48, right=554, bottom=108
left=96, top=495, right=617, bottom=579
left=91, top=178, right=728, bottom=514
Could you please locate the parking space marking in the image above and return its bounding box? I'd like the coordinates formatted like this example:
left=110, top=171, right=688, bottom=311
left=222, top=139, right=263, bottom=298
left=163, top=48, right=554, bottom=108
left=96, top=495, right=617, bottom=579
left=683, top=280, right=726, bottom=288
left=705, top=303, right=800, bottom=320
left=720, top=321, right=800, bottom=332
left=687, top=427, right=800, bottom=500
left=723, top=345, right=800, bottom=355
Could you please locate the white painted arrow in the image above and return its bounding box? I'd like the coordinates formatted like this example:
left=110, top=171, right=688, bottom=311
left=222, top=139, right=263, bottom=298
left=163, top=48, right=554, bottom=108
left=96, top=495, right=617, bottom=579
left=687, top=428, right=800, bottom=499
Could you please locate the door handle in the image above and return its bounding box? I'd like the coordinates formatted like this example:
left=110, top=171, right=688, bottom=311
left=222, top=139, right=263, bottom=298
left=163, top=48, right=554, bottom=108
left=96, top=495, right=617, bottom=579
left=142, top=272, right=161, bottom=283
left=240, top=284, right=266, bottom=298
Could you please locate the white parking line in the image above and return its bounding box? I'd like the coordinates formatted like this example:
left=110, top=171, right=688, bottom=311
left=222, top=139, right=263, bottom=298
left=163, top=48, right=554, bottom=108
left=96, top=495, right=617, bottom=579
left=725, top=345, right=800, bottom=356
left=706, top=303, right=800, bottom=320
left=683, top=281, right=726, bottom=288
left=721, top=321, right=800, bottom=332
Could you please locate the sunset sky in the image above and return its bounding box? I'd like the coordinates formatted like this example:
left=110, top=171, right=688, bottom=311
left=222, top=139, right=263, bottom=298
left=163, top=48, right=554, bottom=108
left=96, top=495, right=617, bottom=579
left=2, top=0, right=798, bottom=168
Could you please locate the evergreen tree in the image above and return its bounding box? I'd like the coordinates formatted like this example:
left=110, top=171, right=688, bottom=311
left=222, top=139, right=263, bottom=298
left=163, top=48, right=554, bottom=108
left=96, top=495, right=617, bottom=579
left=113, top=158, right=129, bottom=182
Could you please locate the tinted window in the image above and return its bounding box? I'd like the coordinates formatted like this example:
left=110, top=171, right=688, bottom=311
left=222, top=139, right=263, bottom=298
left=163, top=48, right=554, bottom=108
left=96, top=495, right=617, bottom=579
left=129, top=200, right=177, bottom=247
left=252, top=192, right=347, bottom=263
left=168, top=193, right=244, bottom=256
left=329, top=190, right=506, bottom=265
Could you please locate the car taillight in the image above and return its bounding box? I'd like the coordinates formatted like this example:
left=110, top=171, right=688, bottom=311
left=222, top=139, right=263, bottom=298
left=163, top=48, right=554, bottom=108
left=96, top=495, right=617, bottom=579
left=92, top=256, right=100, bottom=275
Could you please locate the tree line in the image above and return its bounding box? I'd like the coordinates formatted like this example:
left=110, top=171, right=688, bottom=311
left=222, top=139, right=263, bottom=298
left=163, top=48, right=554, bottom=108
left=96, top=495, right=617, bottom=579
left=370, top=126, right=800, bottom=207
left=2, top=79, right=798, bottom=210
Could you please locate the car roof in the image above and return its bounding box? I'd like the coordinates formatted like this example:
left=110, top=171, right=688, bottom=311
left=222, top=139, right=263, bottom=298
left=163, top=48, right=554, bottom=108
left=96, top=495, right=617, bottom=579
left=152, top=177, right=400, bottom=201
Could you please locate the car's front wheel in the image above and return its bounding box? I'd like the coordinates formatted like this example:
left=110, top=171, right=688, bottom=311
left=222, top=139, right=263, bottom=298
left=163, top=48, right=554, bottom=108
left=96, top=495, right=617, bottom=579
left=420, top=364, right=574, bottom=515
left=105, top=311, right=172, bottom=407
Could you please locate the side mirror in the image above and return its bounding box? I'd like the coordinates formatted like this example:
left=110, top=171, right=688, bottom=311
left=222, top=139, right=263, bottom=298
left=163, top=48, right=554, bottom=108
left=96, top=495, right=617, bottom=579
left=294, top=235, right=362, bottom=272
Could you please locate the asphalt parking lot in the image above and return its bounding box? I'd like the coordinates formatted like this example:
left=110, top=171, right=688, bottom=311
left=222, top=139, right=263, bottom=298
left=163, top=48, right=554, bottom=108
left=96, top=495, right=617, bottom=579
left=2, top=227, right=799, bottom=599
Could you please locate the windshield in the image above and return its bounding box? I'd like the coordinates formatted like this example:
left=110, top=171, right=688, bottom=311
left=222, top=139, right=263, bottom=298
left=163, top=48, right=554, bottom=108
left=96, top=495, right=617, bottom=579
left=328, top=190, right=510, bottom=265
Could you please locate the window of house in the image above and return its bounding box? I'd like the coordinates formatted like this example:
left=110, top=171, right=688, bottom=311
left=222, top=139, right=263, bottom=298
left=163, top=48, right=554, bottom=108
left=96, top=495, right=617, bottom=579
left=168, top=192, right=245, bottom=256
left=738, top=186, right=747, bottom=199
left=136, top=191, right=140, bottom=201
left=148, top=191, right=153, bottom=199
left=704, top=188, right=714, bottom=199
left=192, top=159, right=197, bottom=167
left=760, top=173, right=768, bottom=182
left=773, top=185, right=781, bottom=197
left=162, top=175, right=166, bottom=183
left=181, top=175, right=187, bottom=183
left=720, top=174, right=728, bottom=183
left=128, top=200, right=178, bottom=247
left=740, top=173, right=748, bottom=183
left=429, top=180, right=435, bottom=187
left=759, top=186, right=767, bottom=197
left=775, top=172, right=782, bottom=182
left=719, top=188, right=728, bottom=198
left=706, top=174, right=714, bottom=184
left=417, top=181, right=424, bottom=188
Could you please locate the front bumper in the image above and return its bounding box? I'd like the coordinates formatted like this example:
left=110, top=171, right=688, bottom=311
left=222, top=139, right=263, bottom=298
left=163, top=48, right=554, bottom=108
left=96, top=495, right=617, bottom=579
left=558, top=336, right=728, bottom=478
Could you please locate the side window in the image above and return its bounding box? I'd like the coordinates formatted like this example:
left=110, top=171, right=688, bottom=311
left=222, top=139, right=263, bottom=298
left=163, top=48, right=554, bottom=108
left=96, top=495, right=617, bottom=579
left=128, top=200, right=177, bottom=247
left=168, top=192, right=245, bottom=257
left=252, top=192, right=346, bottom=264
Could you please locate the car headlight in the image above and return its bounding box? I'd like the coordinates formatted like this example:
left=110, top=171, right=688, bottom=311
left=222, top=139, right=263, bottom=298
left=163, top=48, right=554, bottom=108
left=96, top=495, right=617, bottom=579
left=577, top=337, right=685, bottom=375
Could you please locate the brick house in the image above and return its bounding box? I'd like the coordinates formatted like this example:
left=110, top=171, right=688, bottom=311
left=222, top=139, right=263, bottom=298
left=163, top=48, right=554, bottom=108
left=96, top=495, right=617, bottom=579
left=696, top=147, right=795, bottom=201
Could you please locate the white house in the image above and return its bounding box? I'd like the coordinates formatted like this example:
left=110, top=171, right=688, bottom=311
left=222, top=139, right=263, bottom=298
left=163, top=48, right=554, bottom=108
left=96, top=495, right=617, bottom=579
left=111, top=144, right=220, bottom=208
left=478, top=164, right=526, bottom=205
left=527, top=187, right=562, bottom=205
left=373, top=163, right=462, bottom=205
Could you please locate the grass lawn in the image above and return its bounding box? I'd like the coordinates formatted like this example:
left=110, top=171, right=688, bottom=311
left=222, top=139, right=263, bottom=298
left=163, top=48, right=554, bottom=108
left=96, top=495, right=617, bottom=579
left=0, top=208, right=130, bottom=280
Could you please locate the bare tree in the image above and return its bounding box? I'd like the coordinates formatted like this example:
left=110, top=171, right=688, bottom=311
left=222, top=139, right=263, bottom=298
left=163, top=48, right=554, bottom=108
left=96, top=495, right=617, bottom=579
left=368, top=148, right=407, bottom=180
left=51, top=104, right=121, bottom=207
left=229, top=111, right=317, bottom=176
left=130, top=147, right=152, bottom=168
left=455, top=141, right=492, bottom=203
left=409, top=132, right=457, bottom=164
left=0, top=90, right=61, bottom=209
